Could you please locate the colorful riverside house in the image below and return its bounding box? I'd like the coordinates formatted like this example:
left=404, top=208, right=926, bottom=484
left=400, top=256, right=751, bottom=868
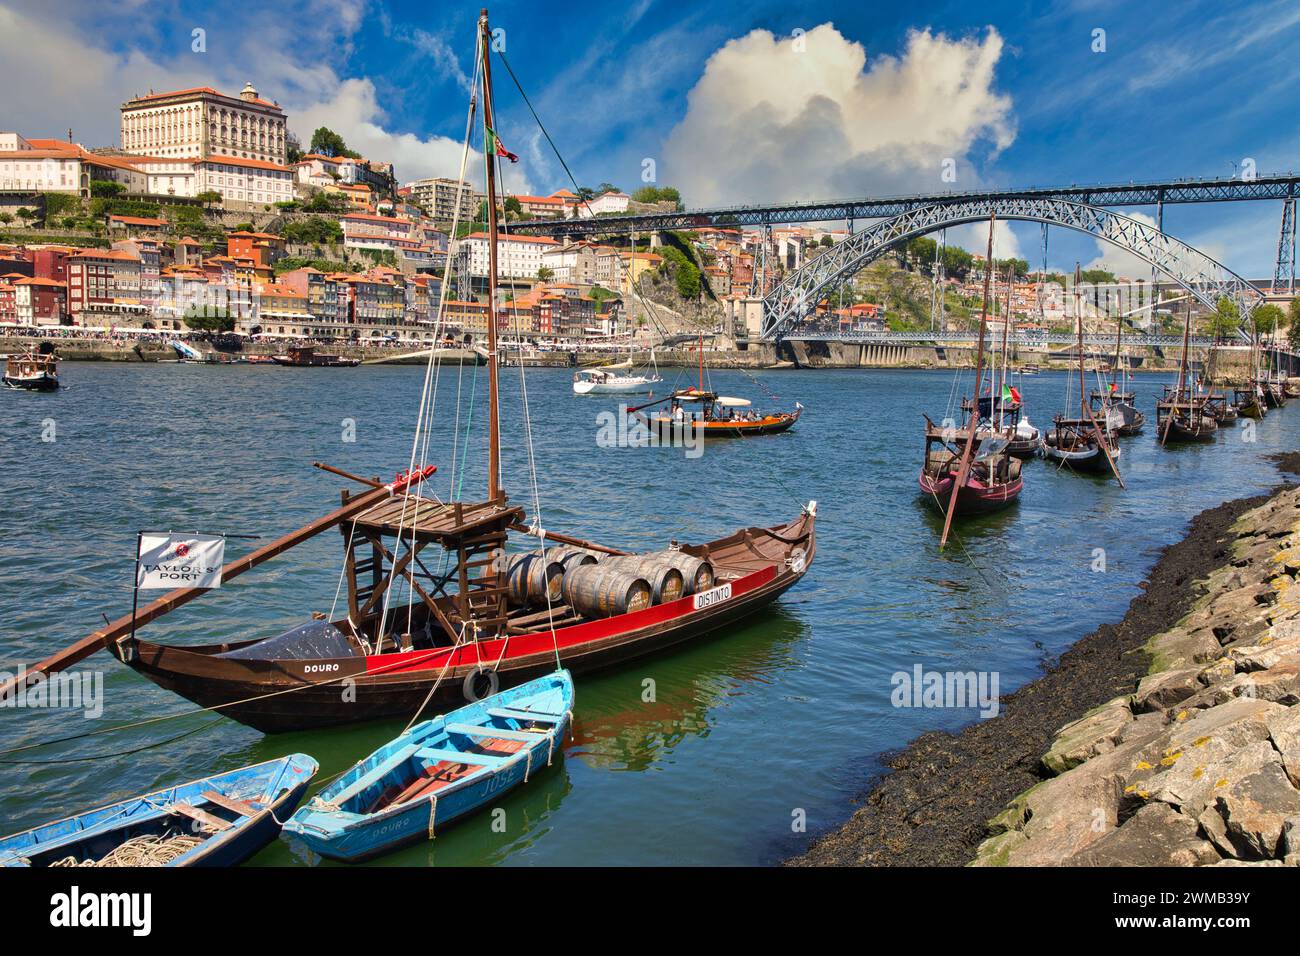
left=255, top=282, right=313, bottom=336
left=13, top=277, right=68, bottom=325
left=65, top=249, right=144, bottom=325
left=0, top=278, right=16, bottom=323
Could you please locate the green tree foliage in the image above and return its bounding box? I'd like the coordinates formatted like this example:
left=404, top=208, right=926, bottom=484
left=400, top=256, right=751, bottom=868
left=1253, top=303, right=1284, bottom=335
left=1209, top=297, right=1241, bottom=341
left=303, top=192, right=349, bottom=214
left=1286, top=297, right=1300, bottom=350
left=273, top=256, right=351, bottom=275
left=195, top=190, right=223, bottom=207
left=1079, top=268, right=1117, bottom=285
left=90, top=180, right=125, bottom=198
left=536, top=266, right=554, bottom=281
left=308, top=127, right=360, bottom=159
left=675, top=263, right=701, bottom=299
left=504, top=196, right=522, bottom=215
left=280, top=216, right=343, bottom=245
left=631, top=186, right=682, bottom=207
left=44, top=193, right=81, bottom=217
left=183, top=308, right=235, bottom=332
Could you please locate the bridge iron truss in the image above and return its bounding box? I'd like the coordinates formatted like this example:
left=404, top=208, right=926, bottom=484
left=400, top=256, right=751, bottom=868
left=762, top=197, right=1266, bottom=343
left=511, top=173, right=1300, bottom=238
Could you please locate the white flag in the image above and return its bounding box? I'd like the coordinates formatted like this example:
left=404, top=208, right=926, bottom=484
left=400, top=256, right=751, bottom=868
left=136, top=533, right=226, bottom=590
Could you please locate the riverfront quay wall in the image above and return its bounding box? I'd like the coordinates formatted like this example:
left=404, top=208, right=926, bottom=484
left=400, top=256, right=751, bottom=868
left=4, top=334, right=1204, bottom=372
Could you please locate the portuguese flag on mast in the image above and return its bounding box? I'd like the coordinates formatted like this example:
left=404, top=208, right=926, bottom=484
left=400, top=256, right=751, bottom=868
left=486, top=126, right=519, bottom=164
left=1001, top=384, right=1021, bottom=404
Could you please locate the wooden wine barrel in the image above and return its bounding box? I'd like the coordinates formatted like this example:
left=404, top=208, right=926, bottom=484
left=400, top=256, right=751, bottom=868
left=561, top=565, right=652, bottom=618
left=599, top=556, right=685, bottom=604
left=502, top=552, right=564, bottom=606
left=542, top=546, right=599, bottom=573
left=646, top=550, right=714, bottom=594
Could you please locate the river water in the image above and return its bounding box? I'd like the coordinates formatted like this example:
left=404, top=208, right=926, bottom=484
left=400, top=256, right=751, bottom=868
left=0, top=360, right=1295, bottom=865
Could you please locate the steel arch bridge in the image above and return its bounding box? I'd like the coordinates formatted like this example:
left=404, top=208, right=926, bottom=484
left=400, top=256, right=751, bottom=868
left=761, top=196, right=1266, bottom=343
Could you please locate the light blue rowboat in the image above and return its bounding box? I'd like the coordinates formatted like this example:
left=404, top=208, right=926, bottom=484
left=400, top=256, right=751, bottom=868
left=282, top=670, right=573, bottom=863
left=0, top=753, right=318, bottom=867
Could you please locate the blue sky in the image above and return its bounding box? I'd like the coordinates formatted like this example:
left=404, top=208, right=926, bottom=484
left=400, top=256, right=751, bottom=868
left=2, top=0, right=1298, bottom=275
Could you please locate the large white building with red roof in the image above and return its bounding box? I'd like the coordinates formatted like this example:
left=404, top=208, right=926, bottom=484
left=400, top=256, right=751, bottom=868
left=120, top=83, right=287, bottom=165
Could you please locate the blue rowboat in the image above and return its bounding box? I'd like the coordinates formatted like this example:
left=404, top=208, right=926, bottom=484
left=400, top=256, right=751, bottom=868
left=0, top=753, right=318, bottom=867
left=282, top=670, right=573, bottom=863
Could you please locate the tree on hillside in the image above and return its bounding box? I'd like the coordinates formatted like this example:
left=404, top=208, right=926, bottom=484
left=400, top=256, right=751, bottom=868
left=1287, top=297, right=1300, bottom=350
left=1209, top=297, right=1240, bottom=342
left=195, top=190, right=222, bottom=209
left=309, top=127, right=360, bottom=159
left=1253, top=303, right=1284, bottom=337
left=90, top=180, right=125, bottom=198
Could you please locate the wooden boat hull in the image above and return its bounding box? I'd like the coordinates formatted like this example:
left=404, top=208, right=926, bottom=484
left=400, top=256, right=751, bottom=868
left=1042, top=441, right=1120, bottom=474
left=282, top=672, right=573, bottom=862
left=2, top=373, right=58, bottom=390
left=634, top=407, right=801, bottom=438
left=1236, top=400, right=1265, bottom=420
left=1159, top=417, right=1218, bottom=443
left=918, top=470, right=1023, bottom=515
left=112, top=511, right=815, bottom=734
left=1265, top=386, right=1287, bottom=409
left=0, top=754, right=317, bottom=867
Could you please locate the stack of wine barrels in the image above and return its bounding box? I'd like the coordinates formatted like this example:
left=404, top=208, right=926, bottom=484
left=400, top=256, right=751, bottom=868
left=540, top=546, right=599, bottom=574
left=597, top=555, right=685, bottom=603
left=561, top=564, right=653, bottom=618
left=501, top=551, right=564, bottom=606
left=642, top=550, right=714, bottom=594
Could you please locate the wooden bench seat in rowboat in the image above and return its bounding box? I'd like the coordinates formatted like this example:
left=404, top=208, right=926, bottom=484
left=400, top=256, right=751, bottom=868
left=444, top=722, right=548, bottom=742
left=169, top=802, right=233, bottom=832
left=487, top=707, right=562, bottom=723
left=412, top=747, right=513, bottom=767
left=201, top=790, right=261, bottom=818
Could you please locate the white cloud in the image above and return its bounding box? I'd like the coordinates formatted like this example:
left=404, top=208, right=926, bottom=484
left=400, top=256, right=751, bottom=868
left=292, top=78, right=503, bottom=188
left=662, top=23, right=1015, bottom=206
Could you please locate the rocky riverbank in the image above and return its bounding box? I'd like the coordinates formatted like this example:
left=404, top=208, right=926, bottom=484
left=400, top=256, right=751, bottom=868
left=791, top=464, right=1300, bottom=867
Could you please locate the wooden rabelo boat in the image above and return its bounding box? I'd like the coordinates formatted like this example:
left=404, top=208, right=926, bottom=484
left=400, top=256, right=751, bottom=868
left=919, top=214, right=1025, bottom=547
left=3, top=351, right=59, bottom=390
left=1042, top=265, right=1124, bottom=481
left=271, top=345, right=360, bottom=368
left=0, top=25, right=816, bottom=735
left=629, top=337, right=801, bottom=438
left=1157, top=301, right=1218, bottom=445
left=960, top=267, right=1041, bottom=458
left=1088, top=308, right=1144, bottom=435
left=0, top=754, right=317, bottom=867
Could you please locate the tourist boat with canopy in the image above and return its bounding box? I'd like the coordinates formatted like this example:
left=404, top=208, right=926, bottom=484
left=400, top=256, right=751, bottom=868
left=0, top=14, right=815, bottom=735
left=1042, top=265, right=1124, bottom=481
left=628, top=335, right=802, bottom=438
left=282, top=670, right=572, bottom=862
left=1157, top=301, right=1218, bottom=445
left=919, top=214, right=1025, bottom=547
left=0, top=754, right=317, bottom=867
left=3, top=351, right=59, bottom=390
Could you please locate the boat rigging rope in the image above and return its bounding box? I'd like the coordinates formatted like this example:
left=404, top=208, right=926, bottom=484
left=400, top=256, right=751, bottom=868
left=494, top=48, right=670, bottom=345
left=378, top=33, right=483, bottom=647
left=0, top=716, right=223, bottom=766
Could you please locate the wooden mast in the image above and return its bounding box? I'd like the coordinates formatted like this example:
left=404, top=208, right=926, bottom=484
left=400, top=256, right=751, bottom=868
left=1074, top=264, right=1123, bottom=484
left=939, top=212, right=995, bottom=549
left=480, top=9, right=502, bottom=503
left=1162, top=296, right=1193, bottom=446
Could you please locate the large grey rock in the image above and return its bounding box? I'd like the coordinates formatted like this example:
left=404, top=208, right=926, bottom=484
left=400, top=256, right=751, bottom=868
left=1043, top=699, right=1134, bottom=776
left=1065, top=802, right=1219, bottom=867
left=1211, top=761, right=1300, bottom=859
left=1132, top=668, right=1203, bottom=713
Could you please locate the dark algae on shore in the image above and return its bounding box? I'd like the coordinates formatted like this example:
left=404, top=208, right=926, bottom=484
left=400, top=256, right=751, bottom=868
left=789, top=486, right=1285, bottom=867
